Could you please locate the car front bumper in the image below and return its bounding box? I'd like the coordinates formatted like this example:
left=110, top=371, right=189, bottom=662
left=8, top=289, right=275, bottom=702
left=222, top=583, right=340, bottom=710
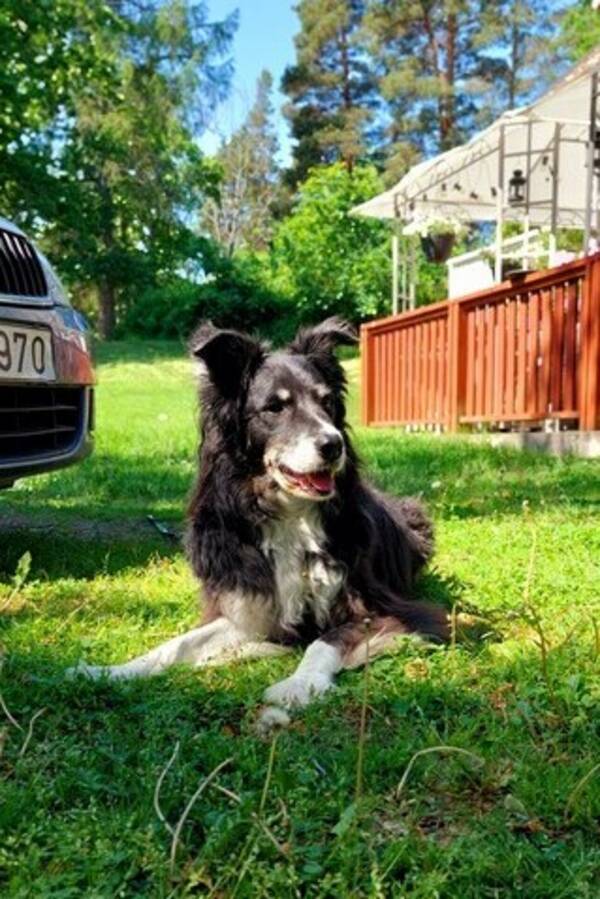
left=0, top=302, right=95, bottom=486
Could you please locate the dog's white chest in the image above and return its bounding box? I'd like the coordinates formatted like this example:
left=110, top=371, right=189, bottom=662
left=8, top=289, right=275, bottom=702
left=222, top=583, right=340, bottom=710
left=261, top=510, right=343, bottom=630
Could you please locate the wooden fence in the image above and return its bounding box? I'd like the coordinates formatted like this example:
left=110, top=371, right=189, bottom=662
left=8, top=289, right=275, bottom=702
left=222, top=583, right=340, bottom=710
left=361, top=252, right=600, bottom=431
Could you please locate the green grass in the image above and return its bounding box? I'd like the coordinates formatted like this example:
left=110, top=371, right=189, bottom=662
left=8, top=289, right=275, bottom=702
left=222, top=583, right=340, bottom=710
left=1, top=339, right=600, bottom=898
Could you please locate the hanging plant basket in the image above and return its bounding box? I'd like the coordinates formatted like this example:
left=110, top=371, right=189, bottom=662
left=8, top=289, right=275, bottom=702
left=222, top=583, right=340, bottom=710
left=420, top=232, right=456, bottom=263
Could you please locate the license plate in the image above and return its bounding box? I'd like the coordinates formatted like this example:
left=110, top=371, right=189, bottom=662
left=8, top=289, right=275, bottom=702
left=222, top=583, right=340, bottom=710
left=0, top=323, right=56, bottom=381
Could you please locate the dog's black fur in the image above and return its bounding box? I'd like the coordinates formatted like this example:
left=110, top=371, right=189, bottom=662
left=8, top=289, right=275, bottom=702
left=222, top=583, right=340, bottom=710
left=185, top=317, right=448, bottom=648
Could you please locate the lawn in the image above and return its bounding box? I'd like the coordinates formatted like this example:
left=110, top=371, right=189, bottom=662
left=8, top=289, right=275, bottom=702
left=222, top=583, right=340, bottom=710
left=1, top=339, right=599, bottom=898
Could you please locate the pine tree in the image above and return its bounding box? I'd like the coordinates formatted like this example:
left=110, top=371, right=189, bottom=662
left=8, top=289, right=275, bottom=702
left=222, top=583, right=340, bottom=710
left=365, top=0, right=562, bottom=183
left=202, top=70, right=280, bottom=255
left=476, top=0, right=563, bottom=120
left=365, top=0, right=487, bottom=170
left=281, top=0, right=379, bottom=187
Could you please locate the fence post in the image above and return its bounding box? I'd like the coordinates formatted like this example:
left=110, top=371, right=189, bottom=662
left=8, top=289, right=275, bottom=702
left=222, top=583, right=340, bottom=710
left=580, top=255, right=600, bottom=430
left=360, top=324, right=373, bottom=426
left=446, top=302, right=467, bottom=431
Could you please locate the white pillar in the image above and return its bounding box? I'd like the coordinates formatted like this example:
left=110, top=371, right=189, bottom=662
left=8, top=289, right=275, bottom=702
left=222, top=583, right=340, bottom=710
left=584, top=72, right=598, bottom=253
left=409, top=237, right=416, bottom=309
left=522, top=214, right=530, bottom=270
left=495, top=191, right=504, bottom=282
left=548, top=232, right=557, bottom=265
left=391, top=229, right=399, bottom=315
left=495, top=125, right=505, bottom=282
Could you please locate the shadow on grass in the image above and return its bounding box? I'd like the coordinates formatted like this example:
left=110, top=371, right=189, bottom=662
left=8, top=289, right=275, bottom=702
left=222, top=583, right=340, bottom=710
left=0, top=451, right=195, bottom=516
left=1, top=440, right=597, bottom=584
left=0, top=457, right=192, bottom=580
left=3, top=633, right=596, bottom=837
left=0, top=527, right=182, bottom=582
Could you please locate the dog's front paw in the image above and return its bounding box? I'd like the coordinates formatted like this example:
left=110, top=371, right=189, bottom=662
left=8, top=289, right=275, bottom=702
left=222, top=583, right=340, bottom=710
left=255, top=704, right=291, bottom=735
left=263, top=673, right=333, bottom=708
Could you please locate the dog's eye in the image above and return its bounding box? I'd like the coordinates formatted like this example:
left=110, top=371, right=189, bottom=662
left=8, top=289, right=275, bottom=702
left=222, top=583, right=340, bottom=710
left=320, top=393, right=335, bottom=414
left=263, top=396, right=289, bottom=414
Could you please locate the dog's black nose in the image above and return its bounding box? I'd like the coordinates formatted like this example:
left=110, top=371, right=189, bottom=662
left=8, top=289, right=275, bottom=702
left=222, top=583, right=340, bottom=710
left=317, top=433, right=343, bottom=463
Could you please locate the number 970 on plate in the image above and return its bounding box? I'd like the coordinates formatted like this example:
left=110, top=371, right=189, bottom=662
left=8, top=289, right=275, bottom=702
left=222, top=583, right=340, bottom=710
left=0, top=324, right=56, bottom=382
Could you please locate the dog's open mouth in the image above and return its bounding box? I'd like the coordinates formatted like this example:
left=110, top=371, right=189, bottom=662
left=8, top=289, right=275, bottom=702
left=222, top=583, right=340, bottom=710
left=276, top=464, right=335, bottom=497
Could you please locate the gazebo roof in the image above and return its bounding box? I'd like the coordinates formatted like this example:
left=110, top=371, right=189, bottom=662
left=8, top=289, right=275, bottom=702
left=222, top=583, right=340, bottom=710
left=353, top=47, right=600, bottom=229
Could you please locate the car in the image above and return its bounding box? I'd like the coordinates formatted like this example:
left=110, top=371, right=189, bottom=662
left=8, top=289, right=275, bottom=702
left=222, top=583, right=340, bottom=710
left=0, top=216, right=94, bottom=488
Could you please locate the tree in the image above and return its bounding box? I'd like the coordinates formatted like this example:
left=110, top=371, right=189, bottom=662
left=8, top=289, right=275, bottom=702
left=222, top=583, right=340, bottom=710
left=43, top=61, right=222, bottom=337
left=270, top=163, right=390, bottom=321
left=0, top=1, right=117, bottom=226
left=281, top=0, right=379, bottom=187
left=202, top=70, right=280, bottom=256
left=475, top=0, right=566, bottom=123
left=365, top=1, right=482, bottom=165
left=0, top=0, right=236, bottom=337
left=364, top=0, right=564, bottom=183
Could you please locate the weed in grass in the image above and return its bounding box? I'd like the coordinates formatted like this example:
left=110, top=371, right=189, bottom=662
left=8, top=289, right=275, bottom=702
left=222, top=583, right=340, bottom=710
left=154, top=740, right=180, bottom=836
left=564, top=763, right=600, bottom=823
left=169, top=756, right=233, bottom=876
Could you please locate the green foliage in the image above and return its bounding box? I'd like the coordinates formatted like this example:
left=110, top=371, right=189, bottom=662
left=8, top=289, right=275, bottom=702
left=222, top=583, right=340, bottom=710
left=194, top=250, right=295, bottom=339
left=121, top=153, right=454, bottom=337
left=122, top=248, right=296, bottom=342
left=268, top=162, right=450, bottom=320
left=270, top=163, right=390, bottom=321
left=120, top=279, right=204, bottom=339
left=0, top=0, right=237, bottom=337
left=0, top=1, right=118, bottom=222
left=559, top=1, right=600, bottom=61
left=1, top=342, right=599, bottom=895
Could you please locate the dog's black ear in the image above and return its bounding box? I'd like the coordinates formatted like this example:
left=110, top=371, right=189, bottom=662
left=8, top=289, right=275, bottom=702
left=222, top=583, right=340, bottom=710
left=289, top=317, right=357, bottom=358
left=190, top=322, right=264, bottom=398
left=289, top=317, right=357, bottom=400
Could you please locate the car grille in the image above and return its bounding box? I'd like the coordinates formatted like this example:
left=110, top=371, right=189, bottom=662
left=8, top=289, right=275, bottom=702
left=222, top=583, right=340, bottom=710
left=0, top=229, right=47, bottom=298
left=0, top=386, right=84, bottom=462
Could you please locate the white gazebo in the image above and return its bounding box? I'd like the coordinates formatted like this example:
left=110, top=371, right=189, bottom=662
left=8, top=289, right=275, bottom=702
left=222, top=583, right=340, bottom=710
left=353, top=46, right=600, bottom=312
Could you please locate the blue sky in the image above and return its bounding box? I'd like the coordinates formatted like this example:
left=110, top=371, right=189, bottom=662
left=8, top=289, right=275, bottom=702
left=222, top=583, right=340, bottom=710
left=200, top=1, right=298, bottom=165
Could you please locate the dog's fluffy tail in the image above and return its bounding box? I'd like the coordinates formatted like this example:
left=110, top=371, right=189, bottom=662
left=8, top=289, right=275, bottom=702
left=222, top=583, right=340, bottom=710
left=386, top=496, right=435, bottom=568
left=393, top=596, right=449, bottom=642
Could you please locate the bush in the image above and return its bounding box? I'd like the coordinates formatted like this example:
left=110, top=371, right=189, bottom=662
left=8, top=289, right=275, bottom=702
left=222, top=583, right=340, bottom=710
left=120, top=280, right=203, bottom=338
left=121, top=249, right=298, bottom=343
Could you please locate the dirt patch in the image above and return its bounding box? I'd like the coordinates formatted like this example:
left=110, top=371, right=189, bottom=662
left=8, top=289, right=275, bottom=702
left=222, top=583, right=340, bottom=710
left=0, top=511, right=183, bottom=542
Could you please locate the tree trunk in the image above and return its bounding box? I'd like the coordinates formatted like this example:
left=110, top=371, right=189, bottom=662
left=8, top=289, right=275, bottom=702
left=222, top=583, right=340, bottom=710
left=98, top=279, right=116, bottom=339
left=440, top=12, right=456, bottom=149
left=340, top=27, right=354, bottom=173
left=509, top=21, right=519, bottom=107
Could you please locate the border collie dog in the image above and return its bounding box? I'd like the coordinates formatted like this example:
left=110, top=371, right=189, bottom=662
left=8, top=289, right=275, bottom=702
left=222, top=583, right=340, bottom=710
left=76, top=318, right=448, bottom=720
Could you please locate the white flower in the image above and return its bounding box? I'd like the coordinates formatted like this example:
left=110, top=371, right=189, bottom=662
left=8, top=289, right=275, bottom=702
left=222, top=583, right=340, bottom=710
left=404, top=212, right=468, bottom=238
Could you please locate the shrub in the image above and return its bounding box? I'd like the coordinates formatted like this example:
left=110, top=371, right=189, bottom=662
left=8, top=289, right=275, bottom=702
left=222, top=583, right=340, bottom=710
left=121, top=249, right=298, bottom=344
left=121, top=280, right=202, bottom=338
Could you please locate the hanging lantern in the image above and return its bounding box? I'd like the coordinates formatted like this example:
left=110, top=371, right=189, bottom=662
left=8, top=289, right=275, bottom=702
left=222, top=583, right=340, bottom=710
left=508, top=169, right=527, bottom=206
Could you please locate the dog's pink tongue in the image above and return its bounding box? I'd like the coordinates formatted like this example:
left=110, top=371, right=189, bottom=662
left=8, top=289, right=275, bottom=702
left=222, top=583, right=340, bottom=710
left=306, top=471, right=334, bottom=493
